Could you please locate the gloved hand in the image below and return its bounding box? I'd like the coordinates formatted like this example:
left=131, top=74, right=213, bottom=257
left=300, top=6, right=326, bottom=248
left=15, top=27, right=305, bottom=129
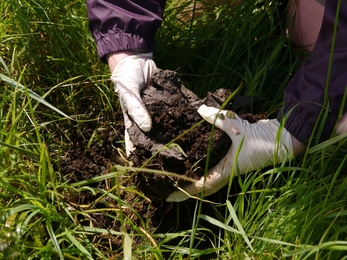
left=166, top=105, right=294, bottom=202
left=110, top=53, right=157, bottom=156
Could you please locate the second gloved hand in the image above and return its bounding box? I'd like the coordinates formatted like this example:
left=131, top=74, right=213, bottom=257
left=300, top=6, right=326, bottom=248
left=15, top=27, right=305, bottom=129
left=166, top=105, right=294, bottom=202
left=110, top=53, right=157, bottom=156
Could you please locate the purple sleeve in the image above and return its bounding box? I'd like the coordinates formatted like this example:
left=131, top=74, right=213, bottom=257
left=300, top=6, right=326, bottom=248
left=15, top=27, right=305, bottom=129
left=278, top=1, right=347, bottom=144
left=86, top=0, right=166, bottom=63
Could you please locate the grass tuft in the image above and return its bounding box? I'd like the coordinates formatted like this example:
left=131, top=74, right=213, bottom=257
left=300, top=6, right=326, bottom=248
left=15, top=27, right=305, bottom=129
left=1, top=0, right=347, bottom=259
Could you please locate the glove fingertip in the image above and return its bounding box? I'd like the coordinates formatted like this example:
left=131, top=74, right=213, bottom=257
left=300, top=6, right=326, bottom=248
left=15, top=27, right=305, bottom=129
left=129, top=108, right=152, bottom=132
left=197, top=104, right=218, bottom=119
left=166, top=191, right=190, bottom=202
left=138, top=120, right=152, bottom=132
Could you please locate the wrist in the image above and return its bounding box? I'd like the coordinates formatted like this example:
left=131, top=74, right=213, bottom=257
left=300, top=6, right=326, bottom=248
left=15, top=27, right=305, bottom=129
left=290, top=135, right=306, bottom=157
left=107, top=51, right=145, bottom=73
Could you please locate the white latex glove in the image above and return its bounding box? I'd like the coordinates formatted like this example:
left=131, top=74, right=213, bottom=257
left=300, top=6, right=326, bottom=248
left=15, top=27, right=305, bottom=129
left=166, top=105, right=294, bottom=202
left=110, top=53, right=157, bottom=155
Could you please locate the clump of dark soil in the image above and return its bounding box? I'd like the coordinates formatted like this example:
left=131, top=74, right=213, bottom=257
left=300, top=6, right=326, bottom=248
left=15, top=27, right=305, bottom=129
left=129, top=69, right=264, bottom=200
left=60, top=69, right=266, bottom=257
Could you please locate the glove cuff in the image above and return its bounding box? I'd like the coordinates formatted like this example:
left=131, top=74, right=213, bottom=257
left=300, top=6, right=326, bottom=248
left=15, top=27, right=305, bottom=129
left=111, top=52, right=154, bottom=74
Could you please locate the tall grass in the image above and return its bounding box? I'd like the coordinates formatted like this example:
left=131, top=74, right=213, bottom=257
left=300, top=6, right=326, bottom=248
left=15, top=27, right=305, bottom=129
left=1, top=0, right=347, bottom=259
left=155, top=0, right=301, bottom=112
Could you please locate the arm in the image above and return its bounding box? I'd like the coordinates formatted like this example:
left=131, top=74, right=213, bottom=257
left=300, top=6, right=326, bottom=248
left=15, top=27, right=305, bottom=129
left=86, top=0, right=166, bottom=63
left=278, top=0, right=347, bottom=145
left=86, top=0, right=166, bottom=155
left=168, top=0, right=347, bottom=202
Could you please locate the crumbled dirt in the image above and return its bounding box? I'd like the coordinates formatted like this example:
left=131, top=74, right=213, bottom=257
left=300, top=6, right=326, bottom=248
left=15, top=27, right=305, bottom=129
left=129, top=69, right=264, bottom=200
left=60, top=69, right=266, bottom=257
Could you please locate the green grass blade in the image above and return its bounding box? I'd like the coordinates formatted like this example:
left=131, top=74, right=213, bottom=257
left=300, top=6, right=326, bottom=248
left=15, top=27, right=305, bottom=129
left=0, top=57, right=10, bottom=75
left=0, top=73, right=73, bottom=120
left=46, top=221, right=64, bottom=260
left=226, top=200, right=254, bottom=252
left=0, top=140, right=38, bottom=157
left=0, top=204, right=38, bottom=223
left=200, top=214, right=243, bottom=235
left=64, top=228, right=94, bottom=260
left=308, top=132, right=347, bottom=154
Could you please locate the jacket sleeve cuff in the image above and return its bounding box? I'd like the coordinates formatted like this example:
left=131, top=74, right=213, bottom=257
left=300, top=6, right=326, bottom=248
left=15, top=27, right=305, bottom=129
left=93, top=28, right=156, bottom=64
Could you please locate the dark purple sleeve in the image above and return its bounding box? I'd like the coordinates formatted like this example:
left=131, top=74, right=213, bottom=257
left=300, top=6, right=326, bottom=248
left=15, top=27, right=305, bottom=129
left=86, top=0, right=166, bottom=63
left=277, top=0, right=347, bottom=145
